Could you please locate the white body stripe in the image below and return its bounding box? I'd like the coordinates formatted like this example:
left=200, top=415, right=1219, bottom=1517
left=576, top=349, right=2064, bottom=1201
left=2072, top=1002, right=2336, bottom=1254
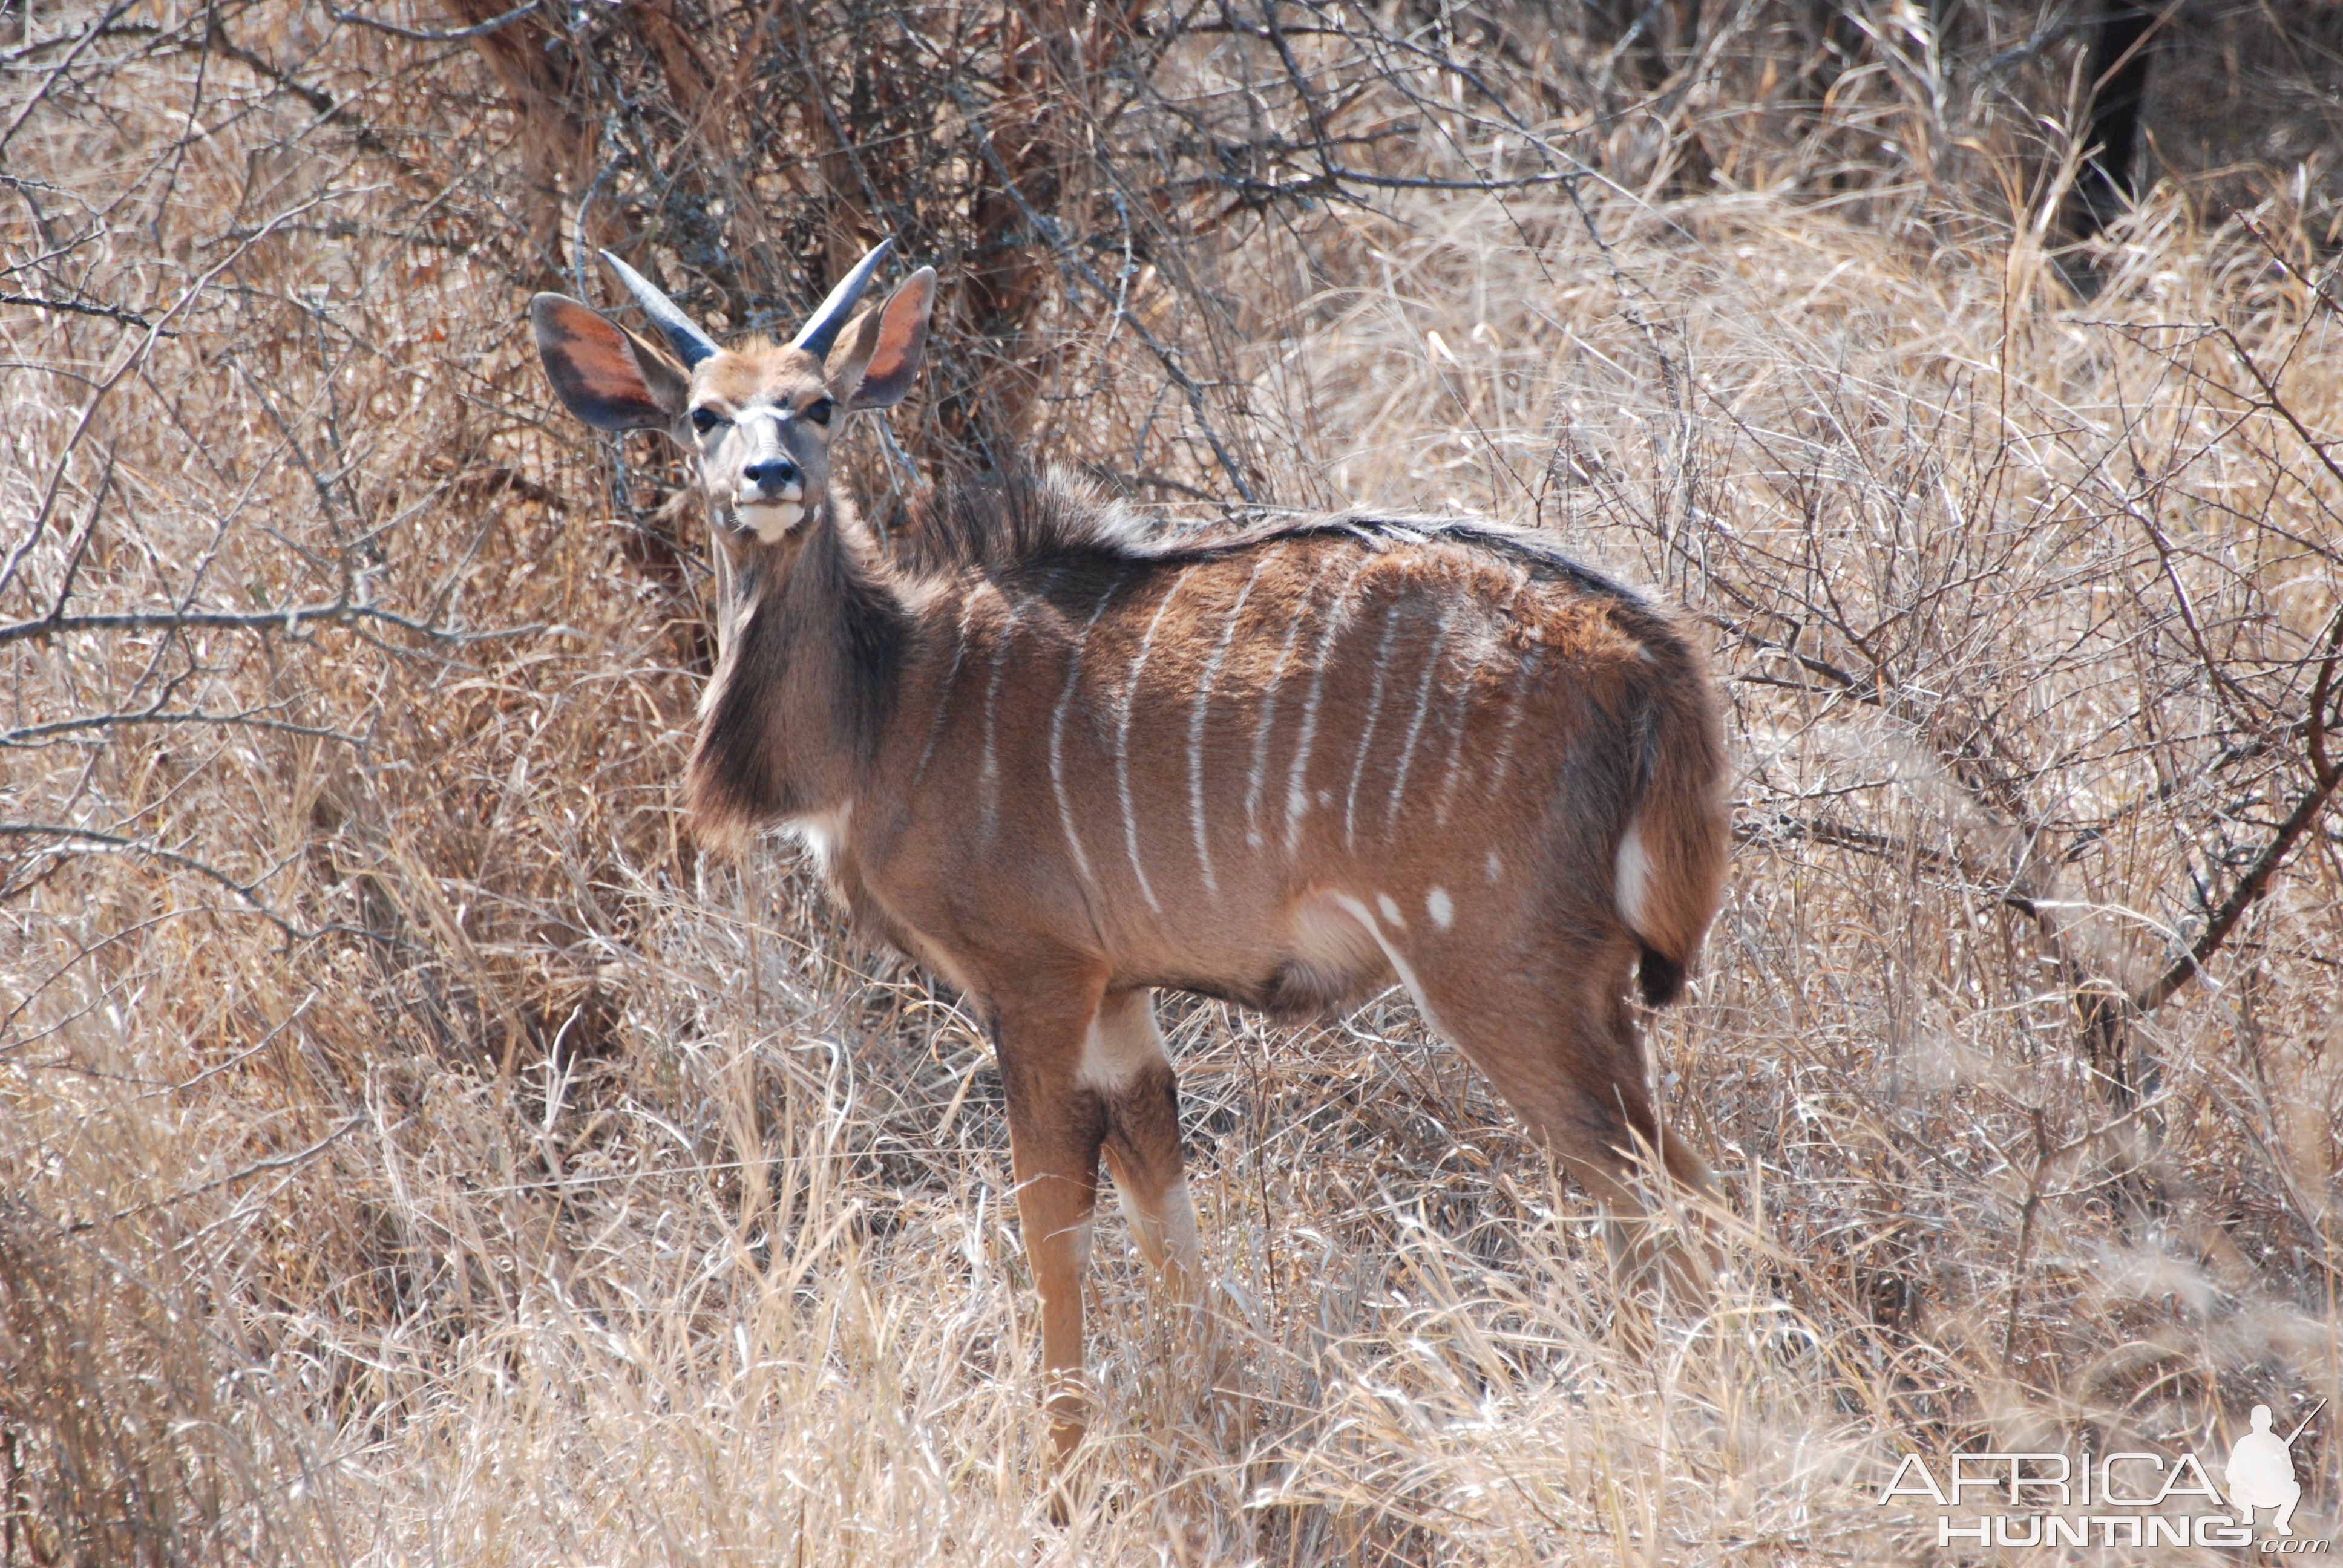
left=1190, top=546, right=1279, bottom=894
left=913, top=586, right=982, bottom=788
left=1284, top=557, right=1371, bottom=854
left=978, top=597, right=1020, bottom=841
left=1476, top=570, right=1542, bottom=806
left=1050, top=573, right=1126, bottom=896
left=980, top=569, right=1063, bottom=842
left=1385, top=611, right=1450, bottom=828
left=1481, top=643, right=1544, bottom=804
left=1435, top=577, right=1530, bottom=826
left=1342, top=603, right=1403, bottom=848
left=1117, top=578, right=1183, bottom=915
left=1244, top=555, right=1335, bottom=846
left=1330, top=892, right=1448, bottom=1037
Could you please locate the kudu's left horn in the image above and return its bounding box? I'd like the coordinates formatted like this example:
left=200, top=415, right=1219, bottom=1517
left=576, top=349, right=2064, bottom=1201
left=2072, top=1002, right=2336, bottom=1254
left=599, top=250, right=719, bottom=368
left=790, top=239, right=893, bottom=359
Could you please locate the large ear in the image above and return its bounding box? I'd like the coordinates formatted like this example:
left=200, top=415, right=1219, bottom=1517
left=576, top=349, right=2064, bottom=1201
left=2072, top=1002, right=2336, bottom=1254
left=531, top=294, right=690, bottom=431
left=824, top=268, right=936, bottom=410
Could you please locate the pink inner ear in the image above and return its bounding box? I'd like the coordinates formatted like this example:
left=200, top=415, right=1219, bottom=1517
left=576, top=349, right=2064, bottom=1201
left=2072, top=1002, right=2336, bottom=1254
left=853, top=275, right=934, bottom=405
left=548, top=305, right=644, bottom=396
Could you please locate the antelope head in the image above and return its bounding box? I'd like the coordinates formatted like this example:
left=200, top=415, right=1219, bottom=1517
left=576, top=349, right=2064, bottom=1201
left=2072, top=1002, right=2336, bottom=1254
left=531, top=241, right=936, bottom=553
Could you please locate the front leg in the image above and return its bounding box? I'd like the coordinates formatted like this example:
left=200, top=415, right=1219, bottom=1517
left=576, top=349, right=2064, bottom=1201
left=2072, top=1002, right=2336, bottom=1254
left=1088, top=989, right=1208, bottom=1315
left=992, top=978, right=1112, bottom=1465
left=1089, top=988, right=1239, bottom=1428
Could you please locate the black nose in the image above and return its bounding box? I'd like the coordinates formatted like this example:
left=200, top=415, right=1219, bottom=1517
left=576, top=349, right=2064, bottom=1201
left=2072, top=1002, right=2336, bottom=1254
left=743, top=458, right=799, bottom=489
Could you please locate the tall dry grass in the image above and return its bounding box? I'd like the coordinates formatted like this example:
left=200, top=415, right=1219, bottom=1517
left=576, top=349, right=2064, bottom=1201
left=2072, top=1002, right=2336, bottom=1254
left=5, top=0, right=2342, bottom=1562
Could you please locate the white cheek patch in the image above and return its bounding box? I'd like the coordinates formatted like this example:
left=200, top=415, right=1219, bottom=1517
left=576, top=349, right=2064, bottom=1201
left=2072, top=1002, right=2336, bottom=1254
left=735, top=502, right=804, bottom=543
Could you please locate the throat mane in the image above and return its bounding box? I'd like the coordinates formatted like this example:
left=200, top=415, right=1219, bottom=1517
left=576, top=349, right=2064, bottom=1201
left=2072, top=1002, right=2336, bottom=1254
left=688, top=505, right=908, bottom=848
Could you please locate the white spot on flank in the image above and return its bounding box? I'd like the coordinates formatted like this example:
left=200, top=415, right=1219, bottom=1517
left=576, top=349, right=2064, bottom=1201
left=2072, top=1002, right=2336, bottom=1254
left=1050, top=573, right=1126, bottom=895
left=1426, top=886, right=1453, bottom=929
left=1616, top=815, right=1651, bottom=932
left=1118, top=576, right=1182, bottom=915
left=1377, top=892, right=1404, bottom=928
left=1484, top=849, right=1502, bottom=883
left=1191, top=546, right=1281, bottom=892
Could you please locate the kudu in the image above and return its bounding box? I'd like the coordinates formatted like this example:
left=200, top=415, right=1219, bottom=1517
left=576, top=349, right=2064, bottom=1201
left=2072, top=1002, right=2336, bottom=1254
left=532, top=241, right=1731, bottom=1462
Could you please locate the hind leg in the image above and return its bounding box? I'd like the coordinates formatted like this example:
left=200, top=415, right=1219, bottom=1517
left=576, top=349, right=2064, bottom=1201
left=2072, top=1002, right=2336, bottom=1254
left=1343, top=904, right=1713, bottom=1287
left=1469, top=975, right=1715, bottom=1295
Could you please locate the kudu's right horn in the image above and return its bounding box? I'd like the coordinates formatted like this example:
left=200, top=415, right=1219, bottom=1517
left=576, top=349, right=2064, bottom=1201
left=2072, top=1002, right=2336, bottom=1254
left=600, top=250, right=719, bottom=367
left=790, top=239, right=893, bottom=359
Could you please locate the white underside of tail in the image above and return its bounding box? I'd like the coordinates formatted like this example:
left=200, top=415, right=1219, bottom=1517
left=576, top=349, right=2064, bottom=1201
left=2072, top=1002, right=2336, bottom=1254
left=1615, top=815, right=1652, bottom=935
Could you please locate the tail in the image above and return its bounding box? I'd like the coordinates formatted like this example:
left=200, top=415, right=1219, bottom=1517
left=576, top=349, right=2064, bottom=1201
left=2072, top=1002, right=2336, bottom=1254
left=1616, top=634, right=1731, bottom=1007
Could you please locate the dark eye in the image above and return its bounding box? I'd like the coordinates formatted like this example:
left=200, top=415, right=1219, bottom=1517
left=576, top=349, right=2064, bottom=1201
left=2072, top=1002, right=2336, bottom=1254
left=804, top=397, right=834, bottom=426
left=690, top=407, right=726, bottom=434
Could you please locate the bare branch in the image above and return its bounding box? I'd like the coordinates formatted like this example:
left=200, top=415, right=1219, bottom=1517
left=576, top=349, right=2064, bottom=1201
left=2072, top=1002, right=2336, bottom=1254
left=2131, top=602, right=2343, bottom=1013
left=0, top=600, right=548, bottom=648
left=0, top=292, right=179, bottom=335
left=329, top=0, right=538, bottom=43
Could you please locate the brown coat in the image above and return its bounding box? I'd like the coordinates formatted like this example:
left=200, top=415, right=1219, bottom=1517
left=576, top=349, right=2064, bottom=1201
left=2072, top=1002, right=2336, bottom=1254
left=534, top=250, right=1729, bottom=1468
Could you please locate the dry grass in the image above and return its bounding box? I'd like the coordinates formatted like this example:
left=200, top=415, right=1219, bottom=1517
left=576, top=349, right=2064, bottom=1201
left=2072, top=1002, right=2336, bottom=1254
left=5, top=1, right=2342, bottom=1563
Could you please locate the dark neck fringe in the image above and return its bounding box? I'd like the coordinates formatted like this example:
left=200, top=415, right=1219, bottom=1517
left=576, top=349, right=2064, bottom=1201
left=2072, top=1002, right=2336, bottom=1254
left=890, top=468, right=1147, bottom=578
left=688, top=505, right=909, bottom=841
left=891, top=468, right=1650, bottom=610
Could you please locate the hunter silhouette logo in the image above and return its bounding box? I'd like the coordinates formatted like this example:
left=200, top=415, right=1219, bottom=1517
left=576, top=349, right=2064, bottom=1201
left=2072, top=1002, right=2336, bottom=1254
left=1878, top=1400, right=2330, bottom=1551
left=2227, top=1402, right=2322, bottom=1538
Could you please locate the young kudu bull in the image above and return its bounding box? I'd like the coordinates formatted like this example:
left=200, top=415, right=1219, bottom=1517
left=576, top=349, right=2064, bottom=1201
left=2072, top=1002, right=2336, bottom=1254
left=532, top=241, right=1731, bottom=1462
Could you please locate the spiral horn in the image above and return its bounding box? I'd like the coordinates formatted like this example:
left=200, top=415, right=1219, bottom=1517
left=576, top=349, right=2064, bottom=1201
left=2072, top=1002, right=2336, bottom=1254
left=789, top=240, right=893, bottom=359
left=598, top=250, right=719, bottom=367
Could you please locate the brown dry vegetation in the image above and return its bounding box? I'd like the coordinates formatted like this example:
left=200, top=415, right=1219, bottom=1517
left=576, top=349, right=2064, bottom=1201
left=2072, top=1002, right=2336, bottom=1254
left=5, top=1, right=2342, bottom=1563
